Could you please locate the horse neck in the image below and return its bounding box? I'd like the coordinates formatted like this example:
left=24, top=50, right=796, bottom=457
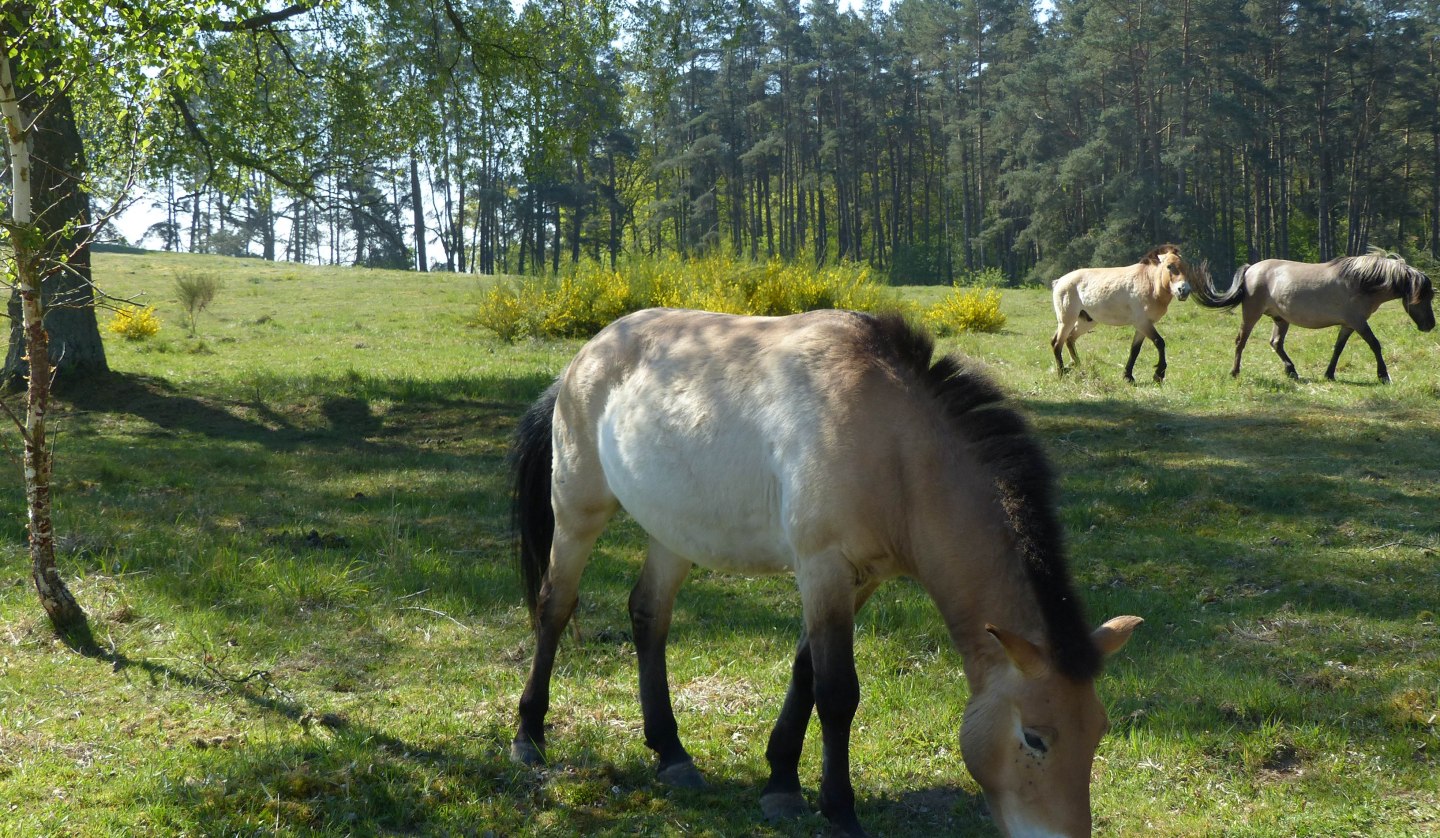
left=1146, top=264, right=1173, bottom=304
left=906, top=475, right=1051, bottom=687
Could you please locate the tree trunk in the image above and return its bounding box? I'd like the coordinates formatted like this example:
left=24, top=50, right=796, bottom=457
left=0, top=43, right=87, bottom=633
left=2, top=44, right=107, bottom=388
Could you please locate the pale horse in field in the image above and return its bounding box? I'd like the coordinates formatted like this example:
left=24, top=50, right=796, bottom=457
left=1050, top=244, right=1208, bottom=382
left=509, top=308, right=1142, bottom=838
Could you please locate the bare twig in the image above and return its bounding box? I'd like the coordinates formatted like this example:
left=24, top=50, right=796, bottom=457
left=400, top=605, right=474, bottom=633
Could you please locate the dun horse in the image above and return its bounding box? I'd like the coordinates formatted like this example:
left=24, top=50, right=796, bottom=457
left=1050, top=244, right=1205, bottom=382
left=509, top=308, right=1141, bottom=838
left=1193, top=251, right=1435, bottom=382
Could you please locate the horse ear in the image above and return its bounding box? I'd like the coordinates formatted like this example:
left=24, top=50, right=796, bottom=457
left=1091, top=615, right=1143, bottom=657
left=986, top=624, right=1050, bottom=679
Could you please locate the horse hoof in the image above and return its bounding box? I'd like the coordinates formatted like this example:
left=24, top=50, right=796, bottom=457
left=510, top=738, right=545, bottom=766
left=657, top=760, right=706, bottom=789
left=1287, top=368, right=1300, bottom=380
left=760, top=791, right=810, bottom=821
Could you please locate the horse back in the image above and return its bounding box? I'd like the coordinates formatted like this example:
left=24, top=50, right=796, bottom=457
left=554, top=309, right=929, bottom=576
left=1053, top=264, right=1160, bottom=326
left=1248, top=259, right=1389, bottom=327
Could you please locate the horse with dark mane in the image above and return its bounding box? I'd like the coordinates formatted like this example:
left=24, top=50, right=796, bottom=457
left=1193, top=250, right=1435, bottom=382
left=1050, top=244, right=1207, bottom=382
left=509, top=308, right=1141, bottom=838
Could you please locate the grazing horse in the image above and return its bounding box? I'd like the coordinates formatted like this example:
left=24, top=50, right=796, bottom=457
left=509, top=307, right=1141, bottom=838
left=1193, top=251, right=1435, bottom=382
left=1050, top=244, right=1204, bottom=382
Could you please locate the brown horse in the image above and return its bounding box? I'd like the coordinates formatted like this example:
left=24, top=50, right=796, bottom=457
left=1050, top=244, right=1207, bottom=382
left=509, top=308, right=1141, bottom=838
left=1193, top=251, right=1435, bottom=382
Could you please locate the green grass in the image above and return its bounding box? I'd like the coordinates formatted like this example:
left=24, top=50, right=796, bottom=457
left=1, top=250, right=1437, bottom=836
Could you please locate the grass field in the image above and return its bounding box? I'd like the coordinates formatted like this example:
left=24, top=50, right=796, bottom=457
left=1, top=250, right=1437, bottom=836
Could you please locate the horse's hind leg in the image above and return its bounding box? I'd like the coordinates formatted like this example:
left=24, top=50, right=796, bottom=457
left=513, top=495, right=616, bottom=765
left=1269, top=318, right=1298, bottom=379
left=630, top=539, right=701, bottom=787
left=761, top=577, right=879, bottom=831
left=1051, top=324, right=1069, bottom=375
left=1232, top=317, right=1258, bottom=377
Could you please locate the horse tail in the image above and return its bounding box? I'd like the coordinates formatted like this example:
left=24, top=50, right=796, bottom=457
left=1192, top=263, right=1249, bottom=309
left=509, top=379, right=560, bottom=619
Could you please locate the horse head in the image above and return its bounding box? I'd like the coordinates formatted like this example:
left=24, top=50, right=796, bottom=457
left=1155, top=250, right=1193, bottom=302
left=961, top=616, right=1142, bottom=838
left=1403, top=271, right=1435, bottom=332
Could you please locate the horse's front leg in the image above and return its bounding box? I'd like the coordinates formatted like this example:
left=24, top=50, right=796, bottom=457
left=630, top=540, right=702, bottom=787
left=1146, top=324, right=1168, bottom=382
left=1269, top=318, right=1298, bottom=379
left=1123, top=331, right=1145, bottom=383
left=761, top=581, right=879, bottom=823
left=797, top=562, right=868, bottom=838
left=1324, top=326, right=1353, bottom=380
left=1336, top=325, right=1382, bottom=383
left=761, top=630, right=815, bottom=820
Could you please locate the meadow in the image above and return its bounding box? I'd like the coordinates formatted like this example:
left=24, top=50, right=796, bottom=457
left=1, top=250, right=1437, bottom=836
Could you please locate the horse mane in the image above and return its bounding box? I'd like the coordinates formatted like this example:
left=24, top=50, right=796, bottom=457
left=860, top=312, right=1102, bottom=681
left=1331, top=250, right=1430, bottom=301
left=1139, top=243, right=1180, bottom=265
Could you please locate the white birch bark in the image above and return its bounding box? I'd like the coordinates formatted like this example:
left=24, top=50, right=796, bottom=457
left=0, top=41, right=86, bottom=630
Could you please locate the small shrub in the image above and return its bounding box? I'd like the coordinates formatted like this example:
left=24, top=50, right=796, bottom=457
left=107, top=304, right=161, bottom=341
left=923, top=287, right=1006, bottom=335
left=474, top=284, right=536, bottom=342
left=175, top=271, right=222, bottom=335
left=956, top=266, right=1008, bottom=288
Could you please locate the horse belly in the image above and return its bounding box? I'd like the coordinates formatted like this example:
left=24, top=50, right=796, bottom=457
left=596, top=404, right=795, bottom=575
left=1076, top=284, right=1145, bottom=327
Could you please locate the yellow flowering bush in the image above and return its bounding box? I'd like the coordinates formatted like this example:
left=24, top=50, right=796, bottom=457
left=922, top=287, right=1006, bottom=335
left=107, top=305, right=161, bottom=341
left=473, top=253, right=895, bottom=341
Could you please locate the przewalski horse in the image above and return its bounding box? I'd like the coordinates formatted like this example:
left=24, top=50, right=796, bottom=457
left=509, top=308, right=1142, bottom=838
left=1192, top=250, right=1435, bottom=382
left=1050, top=244, right=1206, bottom=382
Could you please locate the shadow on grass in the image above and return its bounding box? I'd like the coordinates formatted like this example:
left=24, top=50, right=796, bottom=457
left=81, top=635, right=984, bottom=836
left=32, top=368, right=1440, bottom=832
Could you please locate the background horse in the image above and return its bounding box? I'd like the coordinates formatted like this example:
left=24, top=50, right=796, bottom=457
left=1050, top=244, right=1205, bottom=382
left=509, top=308, right=1141, bottom=838
left=1192, top=250, right=1435, bottom=382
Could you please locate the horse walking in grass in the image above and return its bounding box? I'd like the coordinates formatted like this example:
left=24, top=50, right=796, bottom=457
left=1050, top=244, right=1206, bottom=382
left=1192, top=251, right=1435, bottom=382
left=509, top=308, right=1141, bottom=838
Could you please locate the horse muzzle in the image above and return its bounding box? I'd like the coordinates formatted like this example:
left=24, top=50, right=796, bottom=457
left=1176, top=284, right=1192, bottom=302
left=1410, top=306, right=1436, bottom=332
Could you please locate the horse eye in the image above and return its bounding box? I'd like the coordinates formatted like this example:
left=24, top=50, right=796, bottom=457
left=1022, top=729, right=1049, bottom=753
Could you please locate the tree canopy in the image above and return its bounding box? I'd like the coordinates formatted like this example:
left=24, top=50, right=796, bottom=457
left=75, top=0, right=1440, bottom=282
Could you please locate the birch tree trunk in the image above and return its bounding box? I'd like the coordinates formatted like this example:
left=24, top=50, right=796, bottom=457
left=0, top=46, right=86, bottom=631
